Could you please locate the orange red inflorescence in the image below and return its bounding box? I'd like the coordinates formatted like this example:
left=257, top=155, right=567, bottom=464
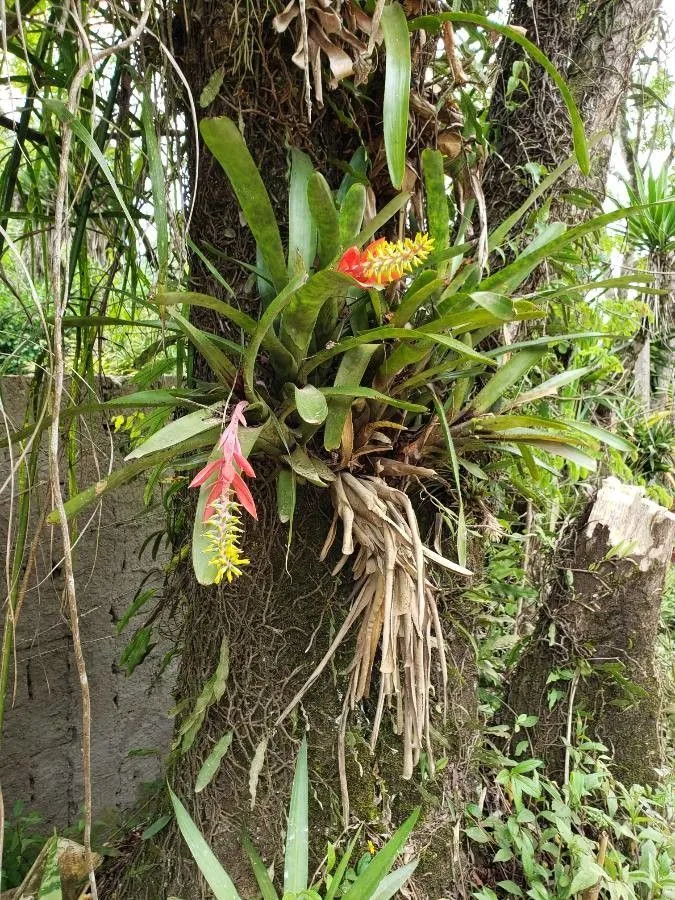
left=337, top=233, right=434, bottom=287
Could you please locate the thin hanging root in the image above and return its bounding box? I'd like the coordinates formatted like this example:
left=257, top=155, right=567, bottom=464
left=277, top=473, right=472, bottom=823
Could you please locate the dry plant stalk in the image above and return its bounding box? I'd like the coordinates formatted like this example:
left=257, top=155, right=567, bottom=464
left=277, top=473, right=471, bottom=820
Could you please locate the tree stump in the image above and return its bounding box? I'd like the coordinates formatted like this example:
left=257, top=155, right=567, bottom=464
left=507, top=477, right=675, bottom=786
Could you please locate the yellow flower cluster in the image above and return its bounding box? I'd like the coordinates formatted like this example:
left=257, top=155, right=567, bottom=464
left=205, top=496, right=250, bottom=584
left=361, top=233, right=434, bottom=284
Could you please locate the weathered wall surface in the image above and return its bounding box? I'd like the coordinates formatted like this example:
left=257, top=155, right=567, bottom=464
left=0, top=377, right=175, bottom=828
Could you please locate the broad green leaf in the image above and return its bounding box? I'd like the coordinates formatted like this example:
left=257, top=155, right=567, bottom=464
left=469, top=349, right=544, bottom=414
left=516, top=439, right=597, bottom=471
left=37, top=837, right=62, bottom=900
left=568, top=858, right=605, bottom=895
left=381, top=3, right=411, bottom=190
left=371, top=859, right=420, bottom=900
left=282, top=446, right=335, bottom=487
left=408, top=13, right=590, bottom=175
left=294, top=384, right=328, bottom=424
left=339, top=182, right=368, bottom=249
left=308, top=171, right=340, bottom=265
left=200, top=117, right=288, bottom=295
left=126, top=406, right=220, bottom=461
left=355, top=193, right=410, bottom=247
left=324, top=344, right=379, bottom=451
left=199, top=67, right=225, bottom=107
left=278, top=270, right=354, bottom=365
left=192, top=427, right=262, bottom=585
left=277, top=468, right=296, bottom=524
left=120, top=626, right=154, bottom=676
left=169, top=310, right=236, bottom=384
left=321, top=385, right=428, bottom=413
left=195, top=731, right=233, bottom=793
left=468, top=292, right=515, bottom=320
left=169, top=786, right=242, bottom=899
left=421, top=149, right=448, bottom=255
left=284, top=738, right=309, bottom=895
left=241, top=833, right=279, bottom=900
left=342, top=809, right=420, bottom=900
left=505, top=367, right=593, bottom=409
left=289, top=148, right=317, bottom=275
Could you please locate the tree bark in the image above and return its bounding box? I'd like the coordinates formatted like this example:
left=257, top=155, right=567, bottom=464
left=483, top=0, right=660, bottom=229
left=506, top=477, right=675, bottom=786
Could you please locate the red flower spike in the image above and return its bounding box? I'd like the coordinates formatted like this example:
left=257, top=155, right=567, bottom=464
left=190, top=401, right=258, bottom=522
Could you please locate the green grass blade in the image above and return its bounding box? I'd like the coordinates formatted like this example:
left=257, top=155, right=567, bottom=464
left=354, top=192, right=411, bottom=247
left=168, top=786, right=242, bottom=899
left=169, top=310, right=237, bottom=384
left=141, top=83, right=168, bottom=283
left=200, top=117, right=288, bottom=295
left=381, top=3, right=411, bottom=189
left=431, top=388, right=466, bottom=567
left=241, top=833, right=279, bottom=900
left=324, top=831, right=361, bottom=900
left=371, top=858, right=420, bottom=900
left=288, top=148, right=317, bottom=275
left=284, top=738, right=309, bottom=895
left=408, top=12, right=590, bottom=175
left=244, top=275, right=307, bottom=396
left=342, top=809, right=420, bottom=900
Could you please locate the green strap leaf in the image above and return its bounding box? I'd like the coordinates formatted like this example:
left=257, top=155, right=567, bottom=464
left=241, top=833, right=279, bottom=900
left=169, top=786, right=242, bottom=899
left=339, top=182, right=368, bottom=249
left=126, top=406, right=220, bottom=461
left=342, top=809, right=420, bottom=900
left=284, top=738, right=309, bottom=895
left=288, top=148, right=317, bottom=275
left=321, top=385, right=428, bottom=413
left=308, top=171, right=340, bottom=265
left=141, top=83, right=168, bottom=283
left=354, top=192, right=410, bottom=247
left=422, top=149, right=449, bottom=256
left=324, top=344, right=378, bottom=450
left=244, top=274, right=307, bottom=397
left=382, top=3, right=411, bottom=190
left=200, top=117, right=288, bottom=295
left=408, top=12, right=590, bottom=175
left=278, top=270, right=354, bottom=365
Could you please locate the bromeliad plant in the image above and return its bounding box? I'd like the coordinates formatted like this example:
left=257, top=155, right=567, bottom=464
left=50, top=84, right=654, bottom=785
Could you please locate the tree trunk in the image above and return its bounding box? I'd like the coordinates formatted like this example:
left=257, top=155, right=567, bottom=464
left=483, top=0, right=660, bottom=229
left=131, top=4, right=478, bottom=898
left=506, top=477, right=675, bottom=787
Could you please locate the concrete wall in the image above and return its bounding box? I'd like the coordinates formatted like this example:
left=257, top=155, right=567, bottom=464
left=0, top=377, right=175, bottom=828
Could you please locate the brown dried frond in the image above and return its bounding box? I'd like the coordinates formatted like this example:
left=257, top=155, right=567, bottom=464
left=276, top=473, right=472, bottom=822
